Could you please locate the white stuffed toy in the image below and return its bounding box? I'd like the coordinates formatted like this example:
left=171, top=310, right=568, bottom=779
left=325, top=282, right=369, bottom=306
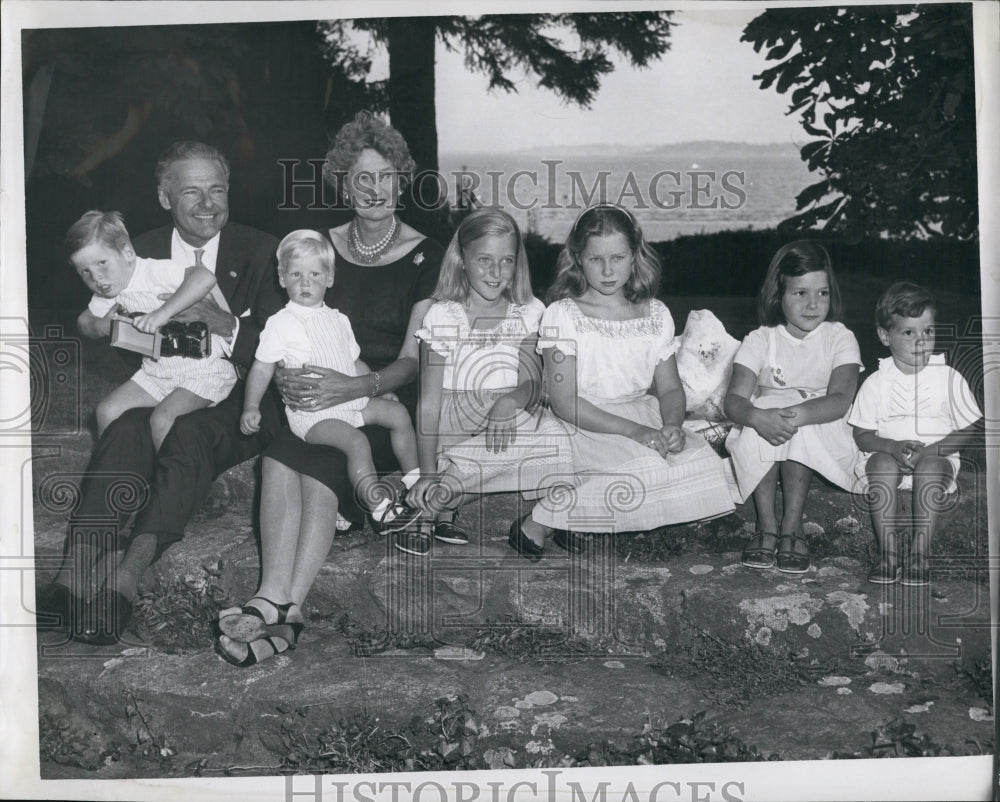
left=676, top=309, right=740, bottom=423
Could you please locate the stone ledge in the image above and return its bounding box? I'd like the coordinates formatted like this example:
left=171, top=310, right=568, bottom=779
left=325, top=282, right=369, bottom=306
left=36, top=543, right=993, bottom=777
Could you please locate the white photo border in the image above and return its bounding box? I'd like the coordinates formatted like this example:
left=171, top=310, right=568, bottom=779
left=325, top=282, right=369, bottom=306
left=1, top=1, right=996, bottom=800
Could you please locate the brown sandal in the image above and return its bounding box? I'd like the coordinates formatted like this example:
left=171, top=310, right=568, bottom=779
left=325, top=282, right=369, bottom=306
left=776, top=533, right=810, bottom=573
left=867, top=551, right=901, bottom=584
left=741, top=531, right=778, bottom=569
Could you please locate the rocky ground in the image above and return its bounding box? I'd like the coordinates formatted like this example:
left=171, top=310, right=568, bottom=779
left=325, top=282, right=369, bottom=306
left=32, top=444, right=994, bottom=780
left=28, top=312, right=995, bottom=781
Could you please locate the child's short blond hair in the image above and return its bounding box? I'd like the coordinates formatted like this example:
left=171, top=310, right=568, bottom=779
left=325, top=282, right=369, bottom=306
left=277, top=230, right=335, bottom=275
left=65, top=210, right=131, bottom=261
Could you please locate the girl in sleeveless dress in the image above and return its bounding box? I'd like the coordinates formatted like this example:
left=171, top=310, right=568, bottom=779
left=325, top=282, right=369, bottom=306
left=724, top=241, right=864, bottom=574
left=401, top=208, right=571, bottom=555
left=510, top=204, right=737, bottom=560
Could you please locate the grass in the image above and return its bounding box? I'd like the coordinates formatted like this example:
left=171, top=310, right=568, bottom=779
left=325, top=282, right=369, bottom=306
left=131, top=564, right=234, bottom=651
left=832, top=716, right=993, bottom=759
left=335, top=613, right=438, bottom=656
left=252, top=701, right=780, bottom=774
left=570, top=711, right=779, bottom=766
left=650, top=627, right=814, bottom=709
left=465, top=615, right=608, bottom=661
left=263, top=694, right=483, bottom=774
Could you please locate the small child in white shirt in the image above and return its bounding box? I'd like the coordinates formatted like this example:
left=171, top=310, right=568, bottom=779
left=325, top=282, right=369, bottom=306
left=240, top=230, right=420, bottom=526
left=69, top=210, right=237, bottom=450
left=849, top=282, right=982, bottom=587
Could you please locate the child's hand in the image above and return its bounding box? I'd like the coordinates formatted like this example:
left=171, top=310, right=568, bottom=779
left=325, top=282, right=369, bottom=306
left=407, top=475, right=448, bottom=515
left=240, top=409, right=261, bottom=435
left=891, top=440, right=925, bottom=472
left=660, top=424, right=686, bottom=454
left=750, top=408, right=799, bottom=446
left=628, top=424, right=671, bottom=457
left=133, top=308, right=171, bottom=334
left=482, top=396, right=519, bottom=453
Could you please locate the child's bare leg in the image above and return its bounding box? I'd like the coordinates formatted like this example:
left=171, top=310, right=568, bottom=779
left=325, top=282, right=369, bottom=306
left=518, top=516, right=552, bottom=549
left=304, top=420, right=380, bottom=510
left=361, top=398, right=419, bottom=474
left=909, top=455, right=952, bottom=566
left=741, top=463, right=781, bottom=567
left=864, top=452, right=901, bottom=558
left=150, top=388, right=212, bottom=451
left=751, top=463, right=780, bottom=533
left=435, top=489, right=466, bottom=523
left=95, top=380, right=158, bottom=437
left=778, top=460, right=813, bottom=535
left=775, top=460, right=813, bottom=573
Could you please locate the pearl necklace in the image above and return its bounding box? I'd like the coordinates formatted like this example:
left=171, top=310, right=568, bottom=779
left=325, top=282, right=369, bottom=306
left=348, top=215, right=400, bottom=264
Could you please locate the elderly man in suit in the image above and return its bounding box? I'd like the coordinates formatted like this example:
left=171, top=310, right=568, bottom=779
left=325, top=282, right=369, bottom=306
left=37, top=141, right=285, bottom=644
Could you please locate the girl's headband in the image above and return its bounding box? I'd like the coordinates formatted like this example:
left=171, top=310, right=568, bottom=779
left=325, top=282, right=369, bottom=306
left=569, top=202, right=639, bottom=238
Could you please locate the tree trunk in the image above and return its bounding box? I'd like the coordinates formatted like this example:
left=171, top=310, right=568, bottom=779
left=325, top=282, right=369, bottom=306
left=386, top=17, right=439, bottom=205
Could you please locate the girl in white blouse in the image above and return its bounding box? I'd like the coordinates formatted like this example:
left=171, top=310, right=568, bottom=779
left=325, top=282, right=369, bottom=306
left=724, top=241, right=863, bottom=574
left=513, top=204, right=737, bottom=560
left=402, top=208, right=571, bottom=556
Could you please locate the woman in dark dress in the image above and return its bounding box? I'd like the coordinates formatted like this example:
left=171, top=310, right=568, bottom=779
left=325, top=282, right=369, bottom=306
left=217, top=111, right=442, bottom=665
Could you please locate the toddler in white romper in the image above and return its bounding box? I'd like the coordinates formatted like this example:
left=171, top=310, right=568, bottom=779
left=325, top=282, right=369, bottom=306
left=240, top=231, right=420, bottom=528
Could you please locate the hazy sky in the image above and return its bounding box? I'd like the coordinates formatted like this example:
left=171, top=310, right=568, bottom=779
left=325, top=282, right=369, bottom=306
left=423, top=8, right=806, bottom=152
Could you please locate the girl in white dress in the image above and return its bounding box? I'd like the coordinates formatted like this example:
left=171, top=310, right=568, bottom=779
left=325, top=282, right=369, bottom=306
left=512, top=205, right=737, bottom=560
left=724, top=241, right=863, bottom=574
left=402, top=208, right=571, bottom=556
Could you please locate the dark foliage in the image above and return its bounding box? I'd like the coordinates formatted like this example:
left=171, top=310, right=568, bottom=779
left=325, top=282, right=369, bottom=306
left=742, top=5, right=977, bottom=239
left=265, top=695, right=482, bottom=773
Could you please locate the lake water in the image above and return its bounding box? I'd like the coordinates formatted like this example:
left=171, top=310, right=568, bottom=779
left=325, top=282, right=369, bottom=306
left=439, top=143, right=814, bottom=243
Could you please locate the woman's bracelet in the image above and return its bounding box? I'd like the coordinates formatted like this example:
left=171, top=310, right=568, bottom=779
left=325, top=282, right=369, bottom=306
left=370, top=371, right=381, bottom=397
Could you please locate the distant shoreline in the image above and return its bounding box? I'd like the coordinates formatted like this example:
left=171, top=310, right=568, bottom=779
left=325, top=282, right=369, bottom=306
left=441, top=139, right=804, bottom=161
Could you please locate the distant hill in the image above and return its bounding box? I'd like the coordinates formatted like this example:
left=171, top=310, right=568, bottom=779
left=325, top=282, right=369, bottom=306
left=442, top=140, right=802, bottom=162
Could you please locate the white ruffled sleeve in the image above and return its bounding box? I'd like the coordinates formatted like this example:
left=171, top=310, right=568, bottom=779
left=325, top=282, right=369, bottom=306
left=519, top=296, right=546, bottom=335
left=415, top=302, right=458, bottom=362
left=653, top=300, right=680, bottom=363
left=536, top=299, right=577, bottom=356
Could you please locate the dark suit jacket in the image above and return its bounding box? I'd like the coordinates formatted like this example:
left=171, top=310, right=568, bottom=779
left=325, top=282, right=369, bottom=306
left=132, top=222, right=283, bottom=369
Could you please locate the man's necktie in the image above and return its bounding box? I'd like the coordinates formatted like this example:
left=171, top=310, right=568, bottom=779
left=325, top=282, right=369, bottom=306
left=192, top=248, right=231, bottom=313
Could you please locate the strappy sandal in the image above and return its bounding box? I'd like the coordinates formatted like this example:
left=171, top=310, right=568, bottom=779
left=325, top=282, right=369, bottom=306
left=867, top=551, right=902, bottom=585
left=216, top=633, right=294, bottom=668
left=218, top=597, right=304, bottom=645
left=776, top=533, right=810, bottom=574
left=741, top=531, right=778, bottom=569
left=901, top=559, right=930, bottom=587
